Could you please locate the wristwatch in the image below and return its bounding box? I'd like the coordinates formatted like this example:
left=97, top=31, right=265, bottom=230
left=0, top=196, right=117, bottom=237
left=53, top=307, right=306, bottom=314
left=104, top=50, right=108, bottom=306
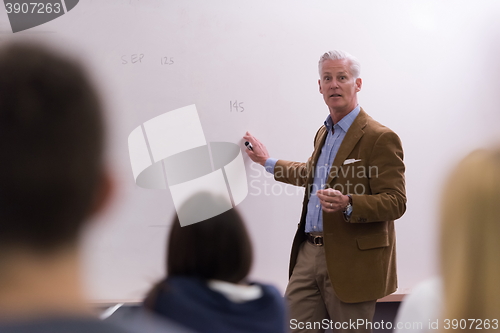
left=343, top=195, right=353, bottom=219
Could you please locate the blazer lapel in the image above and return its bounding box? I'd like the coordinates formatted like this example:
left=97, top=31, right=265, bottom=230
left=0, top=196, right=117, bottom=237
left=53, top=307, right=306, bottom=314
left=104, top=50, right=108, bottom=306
left=306, top=127, right=328, bottom=186
left=326, top=109, right=368, bottom=185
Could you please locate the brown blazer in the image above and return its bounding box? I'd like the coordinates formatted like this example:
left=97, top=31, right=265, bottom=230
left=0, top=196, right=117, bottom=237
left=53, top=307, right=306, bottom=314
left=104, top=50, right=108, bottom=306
left=274, top=108, right=406, bottom=303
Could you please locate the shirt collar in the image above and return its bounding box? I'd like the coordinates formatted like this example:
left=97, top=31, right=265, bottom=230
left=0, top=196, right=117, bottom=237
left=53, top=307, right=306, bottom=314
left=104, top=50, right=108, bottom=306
left=324, top=105, right=361, bottom=133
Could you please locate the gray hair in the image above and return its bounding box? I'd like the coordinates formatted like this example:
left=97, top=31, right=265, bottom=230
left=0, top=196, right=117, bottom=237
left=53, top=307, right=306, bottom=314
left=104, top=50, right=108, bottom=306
left=318, top=50, right=360, bottom=78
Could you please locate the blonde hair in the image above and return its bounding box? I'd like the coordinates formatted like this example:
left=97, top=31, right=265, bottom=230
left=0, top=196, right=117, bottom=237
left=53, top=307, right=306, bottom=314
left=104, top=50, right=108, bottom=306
left=440, top=148, right=500, bottom=323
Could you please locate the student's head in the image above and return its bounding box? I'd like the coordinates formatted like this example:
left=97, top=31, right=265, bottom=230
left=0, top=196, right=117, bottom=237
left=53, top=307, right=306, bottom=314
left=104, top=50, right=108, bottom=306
left=0, top=43, right=109, bottom=255
left=440, top=148, right=500, bottom=320
left=144, top=193, right=253, bottom=309
left=167, top=193, right=253, bottom=283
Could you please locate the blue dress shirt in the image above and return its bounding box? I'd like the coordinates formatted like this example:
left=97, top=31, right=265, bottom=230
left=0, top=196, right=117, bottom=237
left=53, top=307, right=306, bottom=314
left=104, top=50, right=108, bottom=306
left=265, top=105, right=360, bottom=232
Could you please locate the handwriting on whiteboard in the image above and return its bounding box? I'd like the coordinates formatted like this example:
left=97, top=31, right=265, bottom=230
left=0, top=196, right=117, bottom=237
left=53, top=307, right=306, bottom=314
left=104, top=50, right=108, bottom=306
left=160, top=57, right=174, bottom=65
left=230, top=100, right=244, bottom=112
left=120, top=54, right=175, bottom=65
left=121, top=54, right=144, bottom=64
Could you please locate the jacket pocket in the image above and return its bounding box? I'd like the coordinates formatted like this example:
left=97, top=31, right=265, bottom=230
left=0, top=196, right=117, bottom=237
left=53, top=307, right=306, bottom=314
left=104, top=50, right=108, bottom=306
left=356, top=233, right=389, bottom=250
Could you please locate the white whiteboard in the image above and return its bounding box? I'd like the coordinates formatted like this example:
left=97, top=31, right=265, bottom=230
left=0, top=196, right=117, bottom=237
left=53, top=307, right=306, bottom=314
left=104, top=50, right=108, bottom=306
left=2, top=0, right=500, bottom=302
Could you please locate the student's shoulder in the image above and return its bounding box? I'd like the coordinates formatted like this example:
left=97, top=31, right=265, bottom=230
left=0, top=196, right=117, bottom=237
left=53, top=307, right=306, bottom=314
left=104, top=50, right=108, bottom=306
left=108, top=306, right=196, bottom=333
left=252, top=282, right=285, bottom=305
left=0, top=317, right=131, bottom=333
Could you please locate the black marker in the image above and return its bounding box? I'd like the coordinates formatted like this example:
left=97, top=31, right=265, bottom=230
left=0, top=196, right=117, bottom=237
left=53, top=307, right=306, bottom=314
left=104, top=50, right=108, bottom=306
left=245, top=141, right=253, bottom=151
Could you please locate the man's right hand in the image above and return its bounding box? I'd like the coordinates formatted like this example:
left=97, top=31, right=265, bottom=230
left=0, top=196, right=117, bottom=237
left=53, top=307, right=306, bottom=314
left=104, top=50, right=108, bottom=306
left=243, top=131, right=270, bottom=166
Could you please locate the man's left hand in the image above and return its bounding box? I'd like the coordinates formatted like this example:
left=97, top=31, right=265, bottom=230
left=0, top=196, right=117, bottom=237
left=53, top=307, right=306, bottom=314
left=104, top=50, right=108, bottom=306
left=316, top=189, right=350, bottom=213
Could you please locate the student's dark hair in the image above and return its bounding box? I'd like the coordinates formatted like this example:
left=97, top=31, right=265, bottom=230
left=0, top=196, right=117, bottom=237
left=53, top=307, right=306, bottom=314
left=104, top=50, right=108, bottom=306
left=167, top=208, right=253, bottom=282
left=0, top=43, right=104, bottom=252
left=144, top=197, right=253, bottom=309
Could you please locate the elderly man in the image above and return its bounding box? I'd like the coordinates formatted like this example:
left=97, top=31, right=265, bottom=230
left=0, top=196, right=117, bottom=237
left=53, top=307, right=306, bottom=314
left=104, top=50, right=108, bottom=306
left=244, top=50, right=406, bottom=333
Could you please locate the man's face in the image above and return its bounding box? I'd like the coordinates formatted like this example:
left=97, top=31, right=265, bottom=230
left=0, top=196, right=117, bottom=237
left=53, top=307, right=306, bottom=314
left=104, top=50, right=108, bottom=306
left=318, top=59, right=362, bottom=114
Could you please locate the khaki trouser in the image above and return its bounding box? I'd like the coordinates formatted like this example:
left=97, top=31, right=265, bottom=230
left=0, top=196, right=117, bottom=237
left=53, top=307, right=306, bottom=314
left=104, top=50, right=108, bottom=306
left=285, top=240, right=377, bottom=333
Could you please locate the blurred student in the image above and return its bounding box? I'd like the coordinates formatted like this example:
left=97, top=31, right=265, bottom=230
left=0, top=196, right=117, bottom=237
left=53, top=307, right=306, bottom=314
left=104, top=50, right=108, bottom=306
left=144, top=193, right=287, bottom=333
left=395, top=148, right=500, bottom=332
left=0, top=42, right=189, bottom=333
